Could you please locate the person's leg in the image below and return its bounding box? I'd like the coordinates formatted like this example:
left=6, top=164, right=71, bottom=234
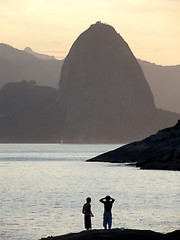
left=103, top=212, right=107, bottom=229
left=108, top=212, right=112, bottom=229
left=85, top=215, right=91, bottom=230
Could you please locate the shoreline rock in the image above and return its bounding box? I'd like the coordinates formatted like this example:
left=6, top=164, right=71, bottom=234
left=40, top=228, right=180, bottom=240
left=87, top=120, right=180, bottom=171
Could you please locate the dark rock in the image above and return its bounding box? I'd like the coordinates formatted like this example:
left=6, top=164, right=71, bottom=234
left=40, top=229, right=180, bottom=240
left=164, top=230, right=180, bottom=240
left=87, top=120, right=180, bottom=171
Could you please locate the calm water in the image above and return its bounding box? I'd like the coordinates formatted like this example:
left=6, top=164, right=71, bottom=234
left=0, top=144, right=180, bottom=240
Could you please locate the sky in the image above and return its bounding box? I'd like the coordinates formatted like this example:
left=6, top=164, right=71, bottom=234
left=1, top=0, right=180, bottom=65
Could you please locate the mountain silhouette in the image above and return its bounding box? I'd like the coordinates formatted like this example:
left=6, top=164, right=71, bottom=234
left=0, top=43, right=63, bottom=88
left=1, top=43, right=180, bottom=114
left=24, top=47, right=56, bottom=60
left=57, top=22, right=173, bottom=143
left=0, top=23, right=179, bottom=143
left=0, top=80, right=64, bottom=142
left=138, top=59, right=180, bottom=114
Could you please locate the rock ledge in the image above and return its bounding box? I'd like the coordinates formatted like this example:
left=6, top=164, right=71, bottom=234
left=40, top=228, right=180, bottom=240
left=87, top=121, right=180, bottom=171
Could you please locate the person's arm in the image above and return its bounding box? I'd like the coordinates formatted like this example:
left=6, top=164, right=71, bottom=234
left=90, top=205, right=94, bottom=217
left=82, top=205, right=85, bottom=214
left=110, top=197, right=115, bottom=203
left=99, top=197, right=106, bottom=203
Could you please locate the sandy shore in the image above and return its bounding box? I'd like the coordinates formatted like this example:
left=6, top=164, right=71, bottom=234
left=40, top=228, right=180, bottom=240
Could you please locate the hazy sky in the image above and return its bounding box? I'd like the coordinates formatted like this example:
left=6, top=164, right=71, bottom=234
left=1, top=0, right=180, bottom=65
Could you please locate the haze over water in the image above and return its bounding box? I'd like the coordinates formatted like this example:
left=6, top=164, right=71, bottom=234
left=0, top=144, right=179, bottom=240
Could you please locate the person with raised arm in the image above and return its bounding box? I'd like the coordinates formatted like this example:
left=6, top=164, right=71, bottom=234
left=99, top=195, right=115, bottom=229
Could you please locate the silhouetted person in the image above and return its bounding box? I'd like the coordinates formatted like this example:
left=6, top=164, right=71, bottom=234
left=99, top=195, right=115, bottom=229
left=82, top=197, right=94, bottom=230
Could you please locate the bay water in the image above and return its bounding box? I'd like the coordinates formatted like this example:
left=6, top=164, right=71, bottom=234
left=0, top=144, right=179, bottom=240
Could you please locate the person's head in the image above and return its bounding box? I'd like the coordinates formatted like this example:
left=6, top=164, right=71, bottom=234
left=86, top=197, right=91, bottom=203
left=105, top=196, right=110, bottom=201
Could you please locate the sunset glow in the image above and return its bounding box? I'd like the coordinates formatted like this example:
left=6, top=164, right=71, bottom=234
left=1, top=0, right=180, bottom=65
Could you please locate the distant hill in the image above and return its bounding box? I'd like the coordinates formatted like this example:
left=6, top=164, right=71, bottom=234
left=138, top=59, right=180, bottom=114
left=0, top=80, right=64, bottom=142
left=23, top=47, right=56, bottom=60
left=0, top=43, right=63, bottom=89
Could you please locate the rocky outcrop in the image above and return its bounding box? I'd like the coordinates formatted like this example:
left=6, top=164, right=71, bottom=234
left=58, top=22, right=159, bottom=143
left=40, top=229, right=180, bottom=240
left=87, top=120, right=180, bottom=171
